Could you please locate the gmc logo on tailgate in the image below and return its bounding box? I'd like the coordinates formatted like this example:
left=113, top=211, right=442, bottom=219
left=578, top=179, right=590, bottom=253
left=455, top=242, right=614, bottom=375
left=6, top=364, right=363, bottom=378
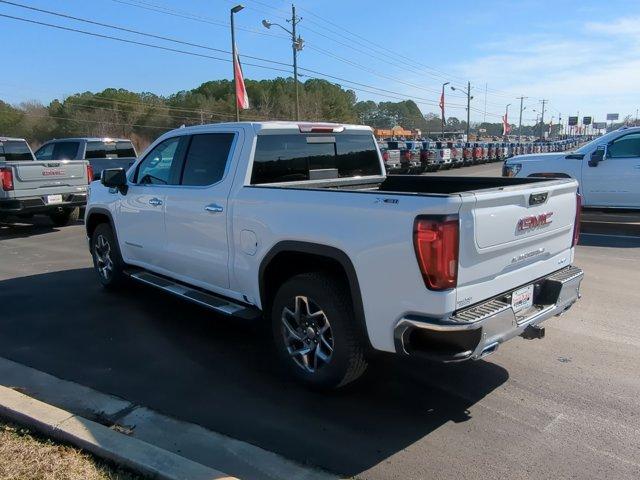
left=517, top=212, right=553, bottom=232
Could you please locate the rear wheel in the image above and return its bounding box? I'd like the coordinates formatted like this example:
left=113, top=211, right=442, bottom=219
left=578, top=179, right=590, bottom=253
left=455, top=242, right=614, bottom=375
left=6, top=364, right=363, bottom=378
left=90, top=223, right=127, bottom=289
left=271, top=272, right=368, bottom=389
left=49, top=207, right=79, bottom=227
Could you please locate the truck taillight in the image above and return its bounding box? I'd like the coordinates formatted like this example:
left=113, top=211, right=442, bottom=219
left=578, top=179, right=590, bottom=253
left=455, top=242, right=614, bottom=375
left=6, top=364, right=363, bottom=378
left=572, top=193, right=582, bottom=247
left=404, top=151, right=412, bottom=160
left=382, top=151, right=389, bottom=161
left=87, top=164, right=94, bottom=184
left=413, top=216, right=459, bottom=290
left=0, top=167, right=13, bottom=191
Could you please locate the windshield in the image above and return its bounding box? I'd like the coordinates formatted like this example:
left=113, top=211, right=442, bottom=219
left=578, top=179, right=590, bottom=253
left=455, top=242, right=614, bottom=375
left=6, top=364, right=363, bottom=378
left=575, top=130, right=625, bottom=154
left=0, top=140, right=33, bottom=161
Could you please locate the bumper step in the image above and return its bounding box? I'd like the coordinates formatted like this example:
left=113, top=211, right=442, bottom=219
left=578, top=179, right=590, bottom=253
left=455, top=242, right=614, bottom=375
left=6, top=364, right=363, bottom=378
left=126, top=270, right=261, bottom=320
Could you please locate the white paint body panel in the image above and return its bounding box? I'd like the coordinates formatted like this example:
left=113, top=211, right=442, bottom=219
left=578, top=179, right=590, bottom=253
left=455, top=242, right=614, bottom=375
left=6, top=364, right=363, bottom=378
left=506, top=127, right=640, bottom=209
left=88, top=122, right=579, bottom=353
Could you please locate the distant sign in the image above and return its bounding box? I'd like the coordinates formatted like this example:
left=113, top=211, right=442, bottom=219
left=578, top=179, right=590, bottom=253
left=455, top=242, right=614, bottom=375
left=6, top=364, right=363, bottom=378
left=606, top=113, right=619, bottom=121
left=478, top=128, right=487, bottom=133
left=593, top=122, right=607, bottom=129
left=582, top=116, right=592, bottom=125
left=568, top=116, right=578, bottom=126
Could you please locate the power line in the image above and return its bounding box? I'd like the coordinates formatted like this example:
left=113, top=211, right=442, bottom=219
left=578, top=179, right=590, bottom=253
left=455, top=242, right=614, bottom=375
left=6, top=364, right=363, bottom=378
left=0, top=1, right=292, bottom=68
left=0, top=11, right=469, bottom=111
left=0, top=12, right=294, bottom=74
left=111, top=0, right=289, bottom=40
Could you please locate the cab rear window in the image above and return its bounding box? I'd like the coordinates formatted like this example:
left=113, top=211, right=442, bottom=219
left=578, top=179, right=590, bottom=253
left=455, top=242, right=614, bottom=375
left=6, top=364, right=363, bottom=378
left=0, top=141, right=33, bottom=161
left=251, top=133, right=381, bottom=185
left=85, top=141, right=136, bottom=159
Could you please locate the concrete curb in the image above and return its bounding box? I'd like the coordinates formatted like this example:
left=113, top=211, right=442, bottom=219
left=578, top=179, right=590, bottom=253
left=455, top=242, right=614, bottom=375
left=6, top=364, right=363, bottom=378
left=0, top=385, right=236, bottom=480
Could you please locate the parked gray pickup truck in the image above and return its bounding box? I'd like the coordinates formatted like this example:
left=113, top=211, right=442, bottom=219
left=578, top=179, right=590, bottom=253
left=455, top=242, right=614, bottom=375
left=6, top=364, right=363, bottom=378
left=35, top=137, right=137, bottom=180
left=0, top=137, right=90, bottom=226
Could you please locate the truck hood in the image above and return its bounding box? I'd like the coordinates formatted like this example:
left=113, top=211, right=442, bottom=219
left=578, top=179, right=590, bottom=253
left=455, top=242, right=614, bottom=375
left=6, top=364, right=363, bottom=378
left=507, top=153, right=565, bottom=164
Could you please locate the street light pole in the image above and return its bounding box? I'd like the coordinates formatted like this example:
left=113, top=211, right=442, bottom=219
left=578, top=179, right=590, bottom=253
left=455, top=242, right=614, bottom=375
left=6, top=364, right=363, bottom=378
left=441, top=82, right=449, bottom=138
left=230, top=4, right=244, bottom=122
left=539, top=99, right=547, bottom=141
left=262, top=5, right=303, bottom=121
left=451, top=83, right=472, bottom=140
left=517, top=96, right=527, bottom=140
left=505, top=103, right=511, bottom=138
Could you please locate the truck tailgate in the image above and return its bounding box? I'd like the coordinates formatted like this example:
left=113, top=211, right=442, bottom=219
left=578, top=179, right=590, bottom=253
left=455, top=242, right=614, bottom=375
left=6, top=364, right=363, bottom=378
left=12, top=160, right=88, bottom=191
left=456, top=179, right=578, bottom=308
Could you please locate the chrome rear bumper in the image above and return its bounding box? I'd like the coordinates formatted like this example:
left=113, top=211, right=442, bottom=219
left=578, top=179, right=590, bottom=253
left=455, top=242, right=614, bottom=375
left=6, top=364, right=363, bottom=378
left=394, top=266, right=584, bottom=362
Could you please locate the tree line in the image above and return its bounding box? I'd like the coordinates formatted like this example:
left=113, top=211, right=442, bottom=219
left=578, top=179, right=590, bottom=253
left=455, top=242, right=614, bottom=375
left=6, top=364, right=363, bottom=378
left=0, top=77, right=574, bottom=151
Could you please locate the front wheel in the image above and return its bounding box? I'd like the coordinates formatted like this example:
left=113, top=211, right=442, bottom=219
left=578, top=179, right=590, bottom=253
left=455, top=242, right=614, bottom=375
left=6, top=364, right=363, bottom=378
left=90, top=223, right=127, bottom=289
left=271, top=272, right=368, bottom=389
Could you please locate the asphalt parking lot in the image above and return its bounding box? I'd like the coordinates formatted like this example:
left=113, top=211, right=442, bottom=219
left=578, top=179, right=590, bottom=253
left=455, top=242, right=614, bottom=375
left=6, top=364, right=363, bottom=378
left=1, top=181, right=639, bottom=479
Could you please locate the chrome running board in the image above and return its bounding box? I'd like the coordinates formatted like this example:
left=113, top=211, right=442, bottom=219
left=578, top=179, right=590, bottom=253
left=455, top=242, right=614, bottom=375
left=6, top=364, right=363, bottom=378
left=126, top=270, right=261, bottom=320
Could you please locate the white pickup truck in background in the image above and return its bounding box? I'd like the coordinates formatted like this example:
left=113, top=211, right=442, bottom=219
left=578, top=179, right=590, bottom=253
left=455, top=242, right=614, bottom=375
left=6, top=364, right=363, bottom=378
left=504, top=126, right=640, bottom=209
left=0, top=137, right=91, bottom=226
left=35, top=137, right=137, bottom=181
left=85, top=122, right=584, bottom=389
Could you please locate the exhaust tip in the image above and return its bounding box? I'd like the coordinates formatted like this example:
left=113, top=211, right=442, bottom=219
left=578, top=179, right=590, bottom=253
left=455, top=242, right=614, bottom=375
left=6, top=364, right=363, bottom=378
left=521, top=324, right=545, bottom=340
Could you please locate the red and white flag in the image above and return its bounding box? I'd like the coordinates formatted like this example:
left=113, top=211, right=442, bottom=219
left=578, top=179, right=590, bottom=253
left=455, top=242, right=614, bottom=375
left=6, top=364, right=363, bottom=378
left=233, top=47, right=250, bottom=110
left=502, top=112, right=511, bottom=135
left=439, top=90, right=445, bottom=121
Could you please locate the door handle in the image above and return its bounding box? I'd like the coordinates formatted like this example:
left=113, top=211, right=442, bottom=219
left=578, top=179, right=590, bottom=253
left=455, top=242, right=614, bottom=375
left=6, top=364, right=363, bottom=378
left=148, top=197, right=163, bottom=206
left=204, top=203, right=224, bottom=213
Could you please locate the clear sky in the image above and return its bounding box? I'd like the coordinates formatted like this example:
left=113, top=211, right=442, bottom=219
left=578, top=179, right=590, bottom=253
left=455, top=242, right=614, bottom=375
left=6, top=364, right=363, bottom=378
left=0, top=0, right=638, bottom=125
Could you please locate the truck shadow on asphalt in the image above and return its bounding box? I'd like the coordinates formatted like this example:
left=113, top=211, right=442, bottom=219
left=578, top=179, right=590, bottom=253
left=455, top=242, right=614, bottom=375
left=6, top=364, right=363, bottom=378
left=0, top=267, right=509, bottom=476
left=0, top=218, right=84, bottom=240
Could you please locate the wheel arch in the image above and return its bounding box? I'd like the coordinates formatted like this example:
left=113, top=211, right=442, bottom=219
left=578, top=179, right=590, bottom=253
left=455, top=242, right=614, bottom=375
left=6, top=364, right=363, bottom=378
left=85, top=207, right=115, bottom=238
left=259, top=241, right=371, bottom=350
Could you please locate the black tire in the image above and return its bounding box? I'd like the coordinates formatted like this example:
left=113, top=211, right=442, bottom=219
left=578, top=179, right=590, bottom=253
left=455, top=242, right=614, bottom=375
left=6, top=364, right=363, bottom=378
left=49, top=207, right=80, bottom=227
left=271, top=272, right=368, bottom=390
left=90, top=223, right=127, bottom=289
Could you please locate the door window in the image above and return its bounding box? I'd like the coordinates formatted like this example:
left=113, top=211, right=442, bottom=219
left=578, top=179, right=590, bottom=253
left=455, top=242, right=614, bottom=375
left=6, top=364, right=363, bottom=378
left=180, top=133, right=234, bottom=186
left=34, top=143, right=54, bottom=160
left=52, top=142, right=80, bottom=160
left=608, top=133, right=640, bottom=158
left=135, top=137, right=182, bottom=185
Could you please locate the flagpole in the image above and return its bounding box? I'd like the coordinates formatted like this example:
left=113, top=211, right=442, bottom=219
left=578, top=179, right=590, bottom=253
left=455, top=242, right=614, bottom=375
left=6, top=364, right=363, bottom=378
left=230, top=5, right=244, bottom=122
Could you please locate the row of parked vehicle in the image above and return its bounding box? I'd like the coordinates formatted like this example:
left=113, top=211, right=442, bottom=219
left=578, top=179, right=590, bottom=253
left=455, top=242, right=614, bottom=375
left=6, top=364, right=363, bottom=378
left=378, top=138, right=582, bottom=173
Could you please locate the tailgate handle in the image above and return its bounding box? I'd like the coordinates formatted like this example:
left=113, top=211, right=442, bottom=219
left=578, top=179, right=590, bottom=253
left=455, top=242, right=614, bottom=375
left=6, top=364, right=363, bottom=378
left=529, top=192, right=548, bottom=206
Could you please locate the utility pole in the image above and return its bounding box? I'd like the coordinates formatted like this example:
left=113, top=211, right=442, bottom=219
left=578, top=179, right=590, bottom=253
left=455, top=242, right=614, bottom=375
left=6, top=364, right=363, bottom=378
left=291, top=4, right=300, bottom=121
left=483, top=83, right=487, bottom=123
left=450, top=82, right=472, bottom=140
left=466, top=81, right=471, bottom=140
left=517, top=96, right=527, bottom=140
left=262, top=5, right=303, bottom=121
left=539, top=99, right=547, bottom=140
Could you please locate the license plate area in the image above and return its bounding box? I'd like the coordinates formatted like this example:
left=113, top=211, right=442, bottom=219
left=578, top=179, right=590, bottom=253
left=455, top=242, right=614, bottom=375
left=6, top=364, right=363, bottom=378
left=45, top=194, right=63, bottom=204
left=511, top=284, right=534, bottom=313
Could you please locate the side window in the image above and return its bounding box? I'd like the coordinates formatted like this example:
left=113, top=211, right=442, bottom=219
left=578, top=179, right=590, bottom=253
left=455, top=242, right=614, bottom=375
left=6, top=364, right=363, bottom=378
left=35, top=143, right=54, bottom=160
left=181, top=133, right=234, bottom=186
left=135, top=137, right=182, bottom=185
left=608, top=133, right=640, bottom=158
left=52, top=142, right=80, bottom=160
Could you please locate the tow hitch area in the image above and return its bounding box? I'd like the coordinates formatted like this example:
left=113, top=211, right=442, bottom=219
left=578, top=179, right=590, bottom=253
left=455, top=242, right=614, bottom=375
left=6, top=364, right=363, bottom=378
left=521, top=324, right=545, bottom=340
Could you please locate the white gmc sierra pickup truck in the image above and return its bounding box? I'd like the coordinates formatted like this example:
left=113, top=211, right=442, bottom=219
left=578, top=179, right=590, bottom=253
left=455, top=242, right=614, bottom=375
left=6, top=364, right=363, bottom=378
left=503, top=126, right=640, bottom=209
left=85, top=122, right=584, bottom=389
